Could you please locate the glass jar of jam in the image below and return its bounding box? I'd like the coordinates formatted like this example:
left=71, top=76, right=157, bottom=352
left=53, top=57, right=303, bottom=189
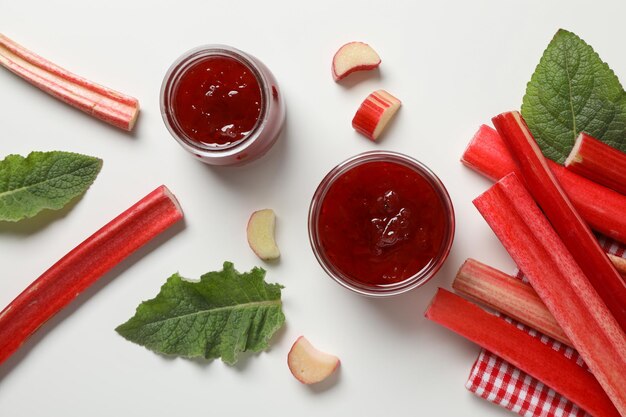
left=160, top=45, right=285, bottom=166
left=308, top=151, right=455, bottom=297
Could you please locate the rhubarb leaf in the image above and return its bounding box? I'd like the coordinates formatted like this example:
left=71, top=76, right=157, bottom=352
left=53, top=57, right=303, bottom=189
left=521, top=29, right=626, bottom=163
left=116, top=262, right=285, bottom=365
left=0, top=151, right=102, bottom=222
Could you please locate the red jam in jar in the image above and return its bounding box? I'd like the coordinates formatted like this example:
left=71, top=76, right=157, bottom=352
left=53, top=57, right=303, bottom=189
left=309, top=151, right=455, bottom=296
left=161, top=45, right=285, bottom=166
left=171, top=56, right=262, bottom=147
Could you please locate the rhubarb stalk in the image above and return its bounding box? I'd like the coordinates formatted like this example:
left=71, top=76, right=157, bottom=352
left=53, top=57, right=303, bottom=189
left=453, top=258, right=570, bottom=346
left=473, top=172, right=626, bottom=415
left=0, top=185, right=183, bottom=365
left=492, top=111, right=626, bottom=332
left=0, top=34, right=139, bottom=131
left=461, top=124, right=626, bottom=245
left=462, top=125, right=626, bottom=276
left=425, top=289, right=621, bottom=417
left=565, top=132, right=626, bottom=196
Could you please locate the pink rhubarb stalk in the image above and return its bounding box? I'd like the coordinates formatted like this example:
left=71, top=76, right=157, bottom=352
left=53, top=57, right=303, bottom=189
left=473, top=172, right=626, bottom=415
left=453, top=258, right=570, bottom=346
left=565, top=132, right=626, bottom=196
left=461, top=124, right=626, bottom=245
left=0, top=185, right=183, bottom=365
left=425, top=289, right=621, bottom=417
left=0, top=34, right=139, bottom=131
left=492, top=111, right=626, bottom=332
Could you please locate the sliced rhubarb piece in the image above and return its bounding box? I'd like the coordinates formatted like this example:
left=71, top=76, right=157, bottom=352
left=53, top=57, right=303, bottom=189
left=352, top=90, right=401, bottom=141
left=331, top=41, right=381, bottom=81
left=0, top=34, right=139, bottom=131
left=247, top=209, right=280, bottom=261
left=0, top=185, right=183, bottom=365
left=287, top=336, right=340, bottom=384
left=453, top=258, right=570, bottom=346
left=565, top=132, right=626, bottom=196
left=461, top=124, right=626, bottom=245
left=473, top=172, right=626, bottom=415
left=425, top=289, right=621, bottom=417
left=492, top=111, right=626, bottom=332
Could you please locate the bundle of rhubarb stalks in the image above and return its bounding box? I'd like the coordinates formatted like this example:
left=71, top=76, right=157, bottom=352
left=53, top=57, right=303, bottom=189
left=425, top=111, right=626, bottom=417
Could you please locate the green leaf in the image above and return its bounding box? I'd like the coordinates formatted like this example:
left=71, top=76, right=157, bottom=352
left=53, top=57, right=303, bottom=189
left=116, top=262, right=285, bottom=365
left=0, top=151, right=102, bottom=222
left=521, top=29, right=626, bottom=163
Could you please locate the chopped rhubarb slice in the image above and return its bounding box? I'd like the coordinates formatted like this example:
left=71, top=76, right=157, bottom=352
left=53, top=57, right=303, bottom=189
left=565, top=132, right=626, bottom=196
left=352, top=90, right=401, bottom=141
left=453, top=258, right=570, bottom=346
left=425, top=289, right=621, bottom=417
left=461, top=125, right=626, bottom=245
left=287, top=336, right=340, bottom=384
left=0, top=34, right=139, bottom=131
left=0, top=185, right=183, bottom=365
left=473, top=172, right=626, bottom=415
left=332, top=41, right=381, bottom=81
left=492, top=111, right=626, bottom=332
left=247, top=209, right=280, bottom=261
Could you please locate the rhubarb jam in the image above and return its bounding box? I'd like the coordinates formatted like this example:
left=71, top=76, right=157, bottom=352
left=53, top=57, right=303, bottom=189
left=161, top=45, right=285, bottom=166
left=171, top=55, right=262, bottom=147
left=309, top=152, right=455, bottom=296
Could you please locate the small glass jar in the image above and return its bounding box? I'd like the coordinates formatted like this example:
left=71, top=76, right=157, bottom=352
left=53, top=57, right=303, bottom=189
left=160, top=45, right=285, bottom=166
left=308, top=151, right=455, bottom=297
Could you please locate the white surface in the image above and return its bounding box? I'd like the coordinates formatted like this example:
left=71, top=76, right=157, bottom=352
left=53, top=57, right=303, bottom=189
left=0, top=1, right=623, bottom=415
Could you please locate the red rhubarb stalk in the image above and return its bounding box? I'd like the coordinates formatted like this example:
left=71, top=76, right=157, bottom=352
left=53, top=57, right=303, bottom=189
left=453, top=258, right=570, bottom=346
left=473, top=172, right=626, bottom=415
left=565, top=132, right=626, bottom=196
left=0, top=185, right=183, bottom=365
left=461, top=124, right=626, bottom=245
left=0, top=34, right=139, bottom=131
left=425, top=289, right=621, bottom=417
left=492, top=111, right=626, bottom=332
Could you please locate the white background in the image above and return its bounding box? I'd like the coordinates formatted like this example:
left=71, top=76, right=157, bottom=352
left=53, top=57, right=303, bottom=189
left=0, top=1, right=622, bottom=415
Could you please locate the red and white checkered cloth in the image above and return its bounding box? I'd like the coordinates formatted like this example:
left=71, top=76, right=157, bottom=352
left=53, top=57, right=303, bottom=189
left=466, top=237, right=625, bottom=417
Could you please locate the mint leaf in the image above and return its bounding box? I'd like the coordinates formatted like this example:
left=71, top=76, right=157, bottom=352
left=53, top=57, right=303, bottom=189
left=521, top=29, right=626, bottom=163
left=116, top=262, right=285, bottom=365
left=0, top=151, right=102, bottom=222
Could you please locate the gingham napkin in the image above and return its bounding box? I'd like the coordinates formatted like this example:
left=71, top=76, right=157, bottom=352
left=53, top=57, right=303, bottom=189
left=466, top=237, right=625, bottom=417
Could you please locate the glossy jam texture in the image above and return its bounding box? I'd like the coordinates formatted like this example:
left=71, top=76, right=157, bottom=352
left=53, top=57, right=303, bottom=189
left=317, top=161, right=447, bottom=287
left=172, top=55, right=262, bottom=146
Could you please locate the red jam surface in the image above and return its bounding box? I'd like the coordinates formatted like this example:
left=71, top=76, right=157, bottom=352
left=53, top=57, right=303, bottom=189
left=172, top=55, right=262, bottom=146
left=317, top=161, right=447, bottom=287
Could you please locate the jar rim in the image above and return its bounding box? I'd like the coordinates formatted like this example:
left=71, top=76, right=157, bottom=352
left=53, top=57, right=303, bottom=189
left=160, top=44, right=271, bottom=158
left=308, top=150, right=455, bottom=297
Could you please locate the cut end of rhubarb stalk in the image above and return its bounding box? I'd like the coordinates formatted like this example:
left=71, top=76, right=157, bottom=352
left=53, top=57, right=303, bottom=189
left=563, top=131, right=626, bottom=196
left=247, top=209, right=280, bottom=261
left=332, top=41, right=381, bottom=81
left=288, top=336, right=340, bottom=384
left=608, top=253, right=626, bottom=277
left=352, top=90, right=401, bottom=141
left=126, top=104, right=140, bottom=131
left=160, top=185, right=183, bottom=217
left=564, top=132, right=585, bottom=167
